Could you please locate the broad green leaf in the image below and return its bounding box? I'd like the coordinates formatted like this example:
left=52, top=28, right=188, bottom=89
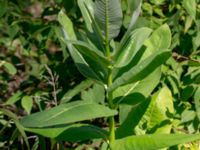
left=143, top=24, right=171, bottom=59
left=21, top=96, right=33, bottom=114
left=58, top=10, right=102, bottom=82
left=127, top=0, right=142, bottom=30
left=111, top=134, right=200, bottom=150
left=115, top=69, right=161, bottom=138
left=3, top=62, right=17, bottom=75
left=136, top=87, right=174, bottom=134
left=23, top=124, right=108, bottom=142
left=181, top=110, right=196, bottom=123
left=194, top=87, right=200, bottom=121
left=65, top=40, right=110, bottom=66
left=6, top=91, right=23, bottom=105
left=61, top=39, right=109, bottom=82
left=113, top=68, right=161, bottom=105
left=94, top=0, right=123, bottom=40
left=115, top=27, right=152, bottom=67
left=0, top=1, right=7, bottom=17
left=60, top=79, right=93, bottom=104
left=110, top=50, right=171, bottom=91
left=78, top=0, right=94, bottom=32
left=81, top=83, right=105, bottom=104
left=116, top=98, right=150, bottom=138
left=0, top=108, right=30, bottom=150
left=183, top=0, right=196, bottom=19
left=20, top=101, right=117, bottom=128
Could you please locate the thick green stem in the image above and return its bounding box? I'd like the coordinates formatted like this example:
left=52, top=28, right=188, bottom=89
left=104, top=0, right=115, bottom=143
left=107, top=66, right=115, bottom=143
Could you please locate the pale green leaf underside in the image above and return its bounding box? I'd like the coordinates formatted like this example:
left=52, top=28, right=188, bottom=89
left=94, top=0, right=123, bottom=40
left=111, top=134, right=200, bottom=150
left=20, top=101, right=117, bottom=128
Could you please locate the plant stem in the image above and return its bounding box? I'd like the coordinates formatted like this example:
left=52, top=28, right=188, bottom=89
left=104, top=0, right=115, bottom=143
left=107, top=66, right=115, bottom=143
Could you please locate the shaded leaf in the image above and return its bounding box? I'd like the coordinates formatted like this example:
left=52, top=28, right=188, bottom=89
left=6, top=91, right=23, bottom=105
left=60, top=79, right=93, bottom=104
left=58, top=10, right=102, bottom=82
left=0, top=108, right=30, bottom=150
left=94, top=0, right=123, bottom=40
left=24, top=124, right=108, bottom=142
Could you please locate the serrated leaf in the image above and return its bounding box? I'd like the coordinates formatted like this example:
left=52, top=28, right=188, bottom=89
left=111, top=134, right=200, bottom=150
left=21, top=96, right=33, bottom=114
left=94, top=0, right=123, bottom=40
left=20, top=101, right=117, bottom=128
left=115, top=27, right=152, bottom=67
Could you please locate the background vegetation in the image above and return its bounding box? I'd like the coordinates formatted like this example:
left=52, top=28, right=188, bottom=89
left=0, top=0, right=200, bottom=149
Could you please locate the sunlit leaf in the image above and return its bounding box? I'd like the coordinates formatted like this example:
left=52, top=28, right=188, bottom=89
left=111, top=134, right=200, bottom=150
left=20, top=101, right=117, bottom=128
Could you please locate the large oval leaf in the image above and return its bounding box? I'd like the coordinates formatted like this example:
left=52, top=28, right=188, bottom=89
left=94, top=0, right=123, bottom=40
left=143, top=24, right=171, bottom=59
left=115, top=27, right=152, bottom=67
left=183, top=0, right=196, bottom=19
left=111, top=134, right=200, bottom=150
left=127, top=0, right=142, bottom=30
left=58, top=10, right=102, bottom=82
left=109, top=50, right=171, bottom=91
left=20, top=101, right=117, bottom=128
left=135, top=86, right=174, bottom=134
left=23, top=124, right=108, bottom=142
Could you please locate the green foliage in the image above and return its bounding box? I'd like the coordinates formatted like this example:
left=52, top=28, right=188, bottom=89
left=1, top=0, right=200, bottom=149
